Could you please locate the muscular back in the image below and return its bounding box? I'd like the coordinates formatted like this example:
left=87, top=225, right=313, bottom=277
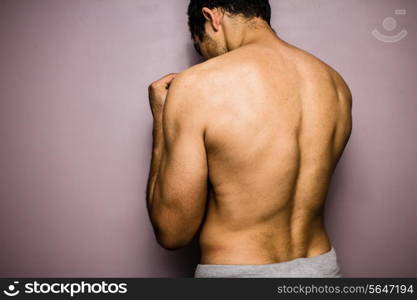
left=192, top=40, right=352, bottom=264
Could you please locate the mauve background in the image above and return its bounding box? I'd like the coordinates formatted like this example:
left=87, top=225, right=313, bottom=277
left=0, top=0, right=416, bottom=277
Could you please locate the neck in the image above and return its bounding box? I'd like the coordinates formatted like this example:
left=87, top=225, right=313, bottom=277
left=226, top=18, right=278, bottom=51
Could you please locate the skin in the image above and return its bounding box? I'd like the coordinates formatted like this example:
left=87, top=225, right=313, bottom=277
left=147, top=7, right=352, bottom=265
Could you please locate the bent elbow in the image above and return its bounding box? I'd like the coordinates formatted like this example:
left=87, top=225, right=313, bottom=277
left=156, top=234, right=188, bottom=251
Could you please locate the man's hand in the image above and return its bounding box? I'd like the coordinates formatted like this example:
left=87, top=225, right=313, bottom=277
left=148, top=73, right=178, bottom=119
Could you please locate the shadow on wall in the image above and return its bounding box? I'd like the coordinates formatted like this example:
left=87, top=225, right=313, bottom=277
left=186, top=41, right=205, bottom=67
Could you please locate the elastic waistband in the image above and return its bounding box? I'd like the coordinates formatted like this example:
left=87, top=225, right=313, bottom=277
left=194, top=246, right=342, bottom=278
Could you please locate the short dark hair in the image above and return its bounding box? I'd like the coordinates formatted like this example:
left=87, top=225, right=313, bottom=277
left=187, top=0, right=272, bottom=41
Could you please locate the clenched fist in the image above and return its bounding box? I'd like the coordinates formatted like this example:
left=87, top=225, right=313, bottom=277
left=148, top=73, right=177, bottom=119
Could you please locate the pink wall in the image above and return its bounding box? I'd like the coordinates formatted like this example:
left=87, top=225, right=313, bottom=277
left=0, top=0, right=415, bottom=277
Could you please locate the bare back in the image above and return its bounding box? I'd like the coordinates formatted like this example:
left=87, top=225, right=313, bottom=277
left=195, top=40, right=352, bottom=264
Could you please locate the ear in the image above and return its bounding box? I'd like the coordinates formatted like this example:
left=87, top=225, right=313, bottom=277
left=202, top=7, right=222, bottom=32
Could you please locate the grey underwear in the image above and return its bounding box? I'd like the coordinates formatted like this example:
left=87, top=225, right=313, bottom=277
left=194, top=246, right=343, bottom=278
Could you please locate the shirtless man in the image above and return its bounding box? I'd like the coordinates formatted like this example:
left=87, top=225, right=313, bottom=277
left=146, top=0, right=352, bottom=278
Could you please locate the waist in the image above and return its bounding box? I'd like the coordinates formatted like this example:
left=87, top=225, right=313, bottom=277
left=199, top=221, right=331, bottom=265
left=194, top=245, right=342, bottom=278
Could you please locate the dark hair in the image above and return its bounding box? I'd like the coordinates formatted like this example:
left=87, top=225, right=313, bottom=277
left=188, top=0, right=272, bottom=41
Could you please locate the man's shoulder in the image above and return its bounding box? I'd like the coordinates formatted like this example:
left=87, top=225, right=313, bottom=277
left=179, top=51, right=255, bottom=84
left=169, top=63, right=210, bottom=96
left=291, top=47, right=351, bottom=99
left=167, top=64, right=211, bottom=105
left=168, top=63, right=222, bottom=106
left=178, top=60, right=226, bottom=83
left=164, top=65, right=214, bottom=125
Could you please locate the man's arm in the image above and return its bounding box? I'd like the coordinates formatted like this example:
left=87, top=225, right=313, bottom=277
left=146, top=73, right=209, bottom=250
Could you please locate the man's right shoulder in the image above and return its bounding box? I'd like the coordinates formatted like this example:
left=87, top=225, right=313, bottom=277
left=167, top=61, right=222, bottom=110
left=182, top=54, right=257, bottom=90
left=181, top=57, right=225, bottom=79
left=177, top=60, right=226, bottom=94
